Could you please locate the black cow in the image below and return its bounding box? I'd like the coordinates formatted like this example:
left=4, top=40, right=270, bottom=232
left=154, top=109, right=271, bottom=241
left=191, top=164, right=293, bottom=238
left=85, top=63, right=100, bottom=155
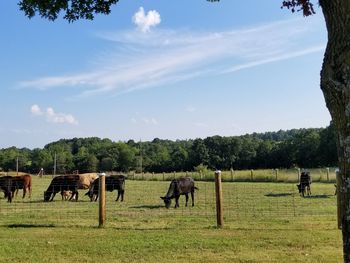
left=161, top=177, right=198, bottom=209
left=297, top=171, right=312, bottom=197
left=44, top=175, right=80, bottom=202
left=0, top=176, right=13, bottom=202
left=85, top=175, right=125, bottom=202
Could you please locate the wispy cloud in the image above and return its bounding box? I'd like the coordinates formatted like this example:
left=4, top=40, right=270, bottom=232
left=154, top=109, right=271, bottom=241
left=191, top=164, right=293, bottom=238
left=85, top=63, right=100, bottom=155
left=30, top=104, right=78, bottom=125
left=20, top=16, right=325, bottom=98
left=130, top=116, right=158, bottom=125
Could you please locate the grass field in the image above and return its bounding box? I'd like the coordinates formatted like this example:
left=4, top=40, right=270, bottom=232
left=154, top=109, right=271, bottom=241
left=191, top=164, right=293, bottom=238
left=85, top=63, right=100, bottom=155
left=0, top=175, right=343, bottom=262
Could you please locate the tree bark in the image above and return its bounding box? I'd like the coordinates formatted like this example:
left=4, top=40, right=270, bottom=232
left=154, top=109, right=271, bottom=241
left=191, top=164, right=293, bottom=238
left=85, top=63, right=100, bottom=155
left=319, top=0, right=350, bottom=261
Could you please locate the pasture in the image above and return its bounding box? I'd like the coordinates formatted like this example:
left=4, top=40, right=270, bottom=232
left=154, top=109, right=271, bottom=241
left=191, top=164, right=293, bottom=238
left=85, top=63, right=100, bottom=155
left=0, top=175, right=342, bottom=262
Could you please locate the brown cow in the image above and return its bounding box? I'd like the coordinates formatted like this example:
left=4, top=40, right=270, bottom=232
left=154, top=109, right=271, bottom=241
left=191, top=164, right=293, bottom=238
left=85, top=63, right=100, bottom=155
left=10, top=174, right=32, bottom=199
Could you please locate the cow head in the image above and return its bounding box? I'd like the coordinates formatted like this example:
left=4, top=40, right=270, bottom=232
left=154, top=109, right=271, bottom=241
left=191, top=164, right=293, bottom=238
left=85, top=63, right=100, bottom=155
left=44, top=191, right=52, bottom=202
left=160, top=196, right=172, bottom=209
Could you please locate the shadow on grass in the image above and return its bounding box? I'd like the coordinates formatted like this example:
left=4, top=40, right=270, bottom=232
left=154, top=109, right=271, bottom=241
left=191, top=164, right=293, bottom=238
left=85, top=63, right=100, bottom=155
left=303, top=194, right=332, bottom=199
left=129, top=205, right=163, bottom=209
left=7, top=223, right=55, bottom=228
left=264, top=193, right=293, bottom=197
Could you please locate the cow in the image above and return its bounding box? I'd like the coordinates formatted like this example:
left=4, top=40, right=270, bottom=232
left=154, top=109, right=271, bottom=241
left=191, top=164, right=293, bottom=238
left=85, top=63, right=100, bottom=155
left=78, top=173, right=98, bottom=189
left=0, top=176, right=13, bottom=202
left=160, top=177, right=198, bottom=209
left=44, top=175, right=80, bottom=202
left=11, top=174, right=32, bottom=199
left=297, top=171, right=312, bottom=197
left=85, top=175, right=125, bottom=202
left=61, top=190, right=75, bottom=201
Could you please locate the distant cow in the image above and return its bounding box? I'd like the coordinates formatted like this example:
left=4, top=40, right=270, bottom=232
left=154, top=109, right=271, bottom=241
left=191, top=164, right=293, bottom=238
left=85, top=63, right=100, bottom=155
left=44, top=175, right=80, bottom=202
left=161, top=177, right=198, bottom=209
left=0, top=176, right=13, bottom=202
left=85, top=175, right=125, bottom=202
left=11, top=174, right=32, bottom=199
left=297, top=171, right=312, bottom=197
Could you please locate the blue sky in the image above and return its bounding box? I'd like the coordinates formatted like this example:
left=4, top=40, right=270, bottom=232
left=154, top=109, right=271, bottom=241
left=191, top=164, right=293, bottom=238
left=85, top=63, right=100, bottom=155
left=0, top=1, right=330, bottom=149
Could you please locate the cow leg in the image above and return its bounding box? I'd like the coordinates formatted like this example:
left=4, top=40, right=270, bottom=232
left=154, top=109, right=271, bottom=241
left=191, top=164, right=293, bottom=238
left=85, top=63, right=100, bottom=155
left=175, top=196, right=180, bottom=208
left=22, top=188, right=26, bottom=199
left=7, top=191, right=12, bottom=203
left=185, top=193, right=189, bottom=207
left=50, top=192, right=56, bottom=201
left=191, top=191, right=195, bottom=207
left=116, top=190, right=121, bottom=201
left=121, top=190, right=124, bottom=202
left=75, top=191, right=79, bottom=201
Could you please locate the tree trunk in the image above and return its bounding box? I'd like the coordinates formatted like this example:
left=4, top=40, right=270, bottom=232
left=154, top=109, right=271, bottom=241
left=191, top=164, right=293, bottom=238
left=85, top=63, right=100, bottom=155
left=319, top=0, right=350, bottom=261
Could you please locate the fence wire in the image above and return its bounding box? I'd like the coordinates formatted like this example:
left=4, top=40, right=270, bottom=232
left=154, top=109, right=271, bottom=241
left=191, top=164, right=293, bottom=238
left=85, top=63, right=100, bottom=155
left=0, top=178, right=337, bottom=228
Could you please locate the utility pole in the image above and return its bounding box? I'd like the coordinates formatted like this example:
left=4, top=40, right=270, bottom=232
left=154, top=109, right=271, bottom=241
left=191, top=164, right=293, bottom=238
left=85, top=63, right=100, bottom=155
left=140, top=140, right=143, bottom=175
left=53, top=152, right=57, bottom=177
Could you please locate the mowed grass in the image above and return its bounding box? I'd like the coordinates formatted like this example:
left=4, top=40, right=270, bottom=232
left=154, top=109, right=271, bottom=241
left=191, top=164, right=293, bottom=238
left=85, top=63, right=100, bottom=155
left=0, top=176, right=343, bottom=262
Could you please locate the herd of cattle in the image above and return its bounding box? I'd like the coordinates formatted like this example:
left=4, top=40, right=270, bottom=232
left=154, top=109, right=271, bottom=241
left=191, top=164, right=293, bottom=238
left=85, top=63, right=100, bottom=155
left=0, top=173, right=198, bottom=208
left=0, top=171, right=314, bottom=208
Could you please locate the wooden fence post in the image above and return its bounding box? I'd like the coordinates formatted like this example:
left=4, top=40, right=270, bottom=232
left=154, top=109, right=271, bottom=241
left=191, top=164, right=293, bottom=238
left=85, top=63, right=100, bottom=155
left=230, top=168, right=234, bottom=182
left=99, top=173, right=106, bottom=228
left=326, top=167, right=330, bottom=182
left=297, top=168, right=301, bottom=182
left=275, top=169, right=279, bottom=182
left=215, top=170, right=224, bottom=228
left=250, top=170, right=254, bottom=182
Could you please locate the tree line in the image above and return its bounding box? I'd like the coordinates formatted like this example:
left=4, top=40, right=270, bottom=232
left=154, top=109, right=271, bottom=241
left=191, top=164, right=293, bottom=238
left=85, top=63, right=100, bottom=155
left=0, top=123, right=337, bottom=174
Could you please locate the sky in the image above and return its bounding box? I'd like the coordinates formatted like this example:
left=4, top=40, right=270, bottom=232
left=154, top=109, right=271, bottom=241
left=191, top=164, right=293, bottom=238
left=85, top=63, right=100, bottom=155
left=0, top=0, right=331, bottom=149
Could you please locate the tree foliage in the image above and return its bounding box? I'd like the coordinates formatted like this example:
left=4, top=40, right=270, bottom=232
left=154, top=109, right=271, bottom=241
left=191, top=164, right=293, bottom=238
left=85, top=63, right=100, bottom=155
left=0, top=125, right=337, bottom=174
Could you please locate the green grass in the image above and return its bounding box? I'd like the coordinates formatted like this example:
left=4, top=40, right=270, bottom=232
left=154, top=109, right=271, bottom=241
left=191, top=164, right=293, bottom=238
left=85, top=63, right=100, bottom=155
left=0, top=176, right=343, bottom=262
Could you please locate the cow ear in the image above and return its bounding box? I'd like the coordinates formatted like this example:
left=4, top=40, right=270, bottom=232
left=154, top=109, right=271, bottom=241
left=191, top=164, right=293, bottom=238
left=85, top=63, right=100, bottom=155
left=160, top=196, right=165, bottom=200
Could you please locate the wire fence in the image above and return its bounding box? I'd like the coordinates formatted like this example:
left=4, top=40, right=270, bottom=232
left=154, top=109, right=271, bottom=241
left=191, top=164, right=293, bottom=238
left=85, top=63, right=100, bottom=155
left=125, top=167, right=338, bottom=183
left=0, top=178, right=337, bottom=228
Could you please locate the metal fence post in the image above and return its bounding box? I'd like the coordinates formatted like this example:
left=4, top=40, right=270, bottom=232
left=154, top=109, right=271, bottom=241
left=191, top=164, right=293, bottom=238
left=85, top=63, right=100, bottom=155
left=215, top=170, right=224, bottom=228
left=99, top=173, right=106, bottom=228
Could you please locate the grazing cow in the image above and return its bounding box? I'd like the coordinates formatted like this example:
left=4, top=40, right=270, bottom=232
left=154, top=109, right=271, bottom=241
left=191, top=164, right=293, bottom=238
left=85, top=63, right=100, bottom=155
left=44, top=175, right=80, bottom=202
left=61, top=190, right=75, bottom=201
left=78, top=173, right=98, bottom=189
left=11, top=174, right=32, bottom=199
left=297, top=171, right=312, bottom=197
left=85, top=175, right=125, bottom=202
left=160, top=177, right=198, bottom=209
left=0, top=176, right=13, bottom=202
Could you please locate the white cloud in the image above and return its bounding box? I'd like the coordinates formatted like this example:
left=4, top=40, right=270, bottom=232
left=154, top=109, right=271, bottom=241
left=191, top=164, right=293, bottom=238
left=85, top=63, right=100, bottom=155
left=30, top=104, right=43, bottom=115
left=142, top=118, right=158, bottom=125
left=30, top=104, right=78, bottom=125
left=20, top=16, right=325, bottom=98
left=132, top=7, right=161, bottom=33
